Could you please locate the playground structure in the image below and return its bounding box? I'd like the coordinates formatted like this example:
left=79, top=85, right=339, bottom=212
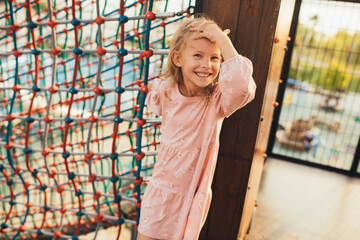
left=0, top=0, right=194, bottom=239
left=276, top=119, right=320, bottom=152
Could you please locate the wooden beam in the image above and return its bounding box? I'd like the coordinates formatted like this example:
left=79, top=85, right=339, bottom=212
left=238, top=0, right=297, bottom=239
left=198, top=0, right=296, bottom=239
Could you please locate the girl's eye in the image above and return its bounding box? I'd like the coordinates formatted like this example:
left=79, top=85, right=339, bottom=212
left=211, top=56, right=220, bottom=60
left=194, top=54, right=201, bottom=58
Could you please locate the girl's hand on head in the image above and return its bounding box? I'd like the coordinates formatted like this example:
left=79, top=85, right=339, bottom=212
left=190, top=23, right=230, bottom=43
left=190, top=22, right=239, bottom=61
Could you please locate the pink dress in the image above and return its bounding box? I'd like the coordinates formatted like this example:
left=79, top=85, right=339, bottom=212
left=138, top=55, right=256, bottom=240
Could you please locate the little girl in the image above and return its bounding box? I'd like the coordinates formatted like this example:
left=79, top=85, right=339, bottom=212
left=138, top=16, right=256, bottom=240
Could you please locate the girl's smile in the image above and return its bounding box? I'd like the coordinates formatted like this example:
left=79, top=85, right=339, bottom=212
left=172, top=37, right=221, bottom=97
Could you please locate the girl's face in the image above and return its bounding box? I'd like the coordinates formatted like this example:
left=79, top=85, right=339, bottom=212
left=172, top=37, right=221, bottom=96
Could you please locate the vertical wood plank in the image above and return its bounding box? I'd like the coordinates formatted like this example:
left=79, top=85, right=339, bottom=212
left=238, top=0, right=296, bottom=239
left=197, top=0, right=296, bottom=239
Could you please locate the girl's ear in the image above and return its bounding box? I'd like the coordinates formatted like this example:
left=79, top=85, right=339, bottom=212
left=172, top=51, right=182, bottom=67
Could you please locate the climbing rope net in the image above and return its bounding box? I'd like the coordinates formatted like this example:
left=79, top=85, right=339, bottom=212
left=0, top=0, right=194, bottom=239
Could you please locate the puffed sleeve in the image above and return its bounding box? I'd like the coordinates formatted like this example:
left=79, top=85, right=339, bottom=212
left=213, top=55, right=256, bottom=118
left=146, top=78, right=162, bottom=116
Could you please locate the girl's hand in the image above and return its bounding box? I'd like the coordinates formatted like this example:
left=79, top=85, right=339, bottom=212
left=190, top=22, right=238, bottom=61
left=190, top=23, right=230, bottom=43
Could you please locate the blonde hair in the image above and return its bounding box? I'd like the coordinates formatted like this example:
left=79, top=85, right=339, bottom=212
left=162, top=16, right=221, bottom=102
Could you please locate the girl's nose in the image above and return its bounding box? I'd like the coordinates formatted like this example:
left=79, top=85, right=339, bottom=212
left=202, top=58, right=211, bottom=68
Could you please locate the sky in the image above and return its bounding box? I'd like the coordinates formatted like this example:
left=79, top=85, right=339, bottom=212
left=299, top=0, right=360, bottom=36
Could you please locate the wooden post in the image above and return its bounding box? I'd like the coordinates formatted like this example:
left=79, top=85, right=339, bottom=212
left=196, top=0, right=296, bottom=239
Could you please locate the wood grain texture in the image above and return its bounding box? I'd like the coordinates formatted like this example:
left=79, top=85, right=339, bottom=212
left=238, top=0, right=296, bottom=239
left=197, top=0, right=295, bottom=239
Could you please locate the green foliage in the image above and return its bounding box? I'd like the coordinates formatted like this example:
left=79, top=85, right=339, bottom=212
left=326, top=59, right=352, bottom=92
left=295, top=24, right=317, bottom=47
left=31, top=1, right=48, bottom=13
left=290, top=23, right=360, bottom=93
left=289, top=59, right=360, bottom=93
